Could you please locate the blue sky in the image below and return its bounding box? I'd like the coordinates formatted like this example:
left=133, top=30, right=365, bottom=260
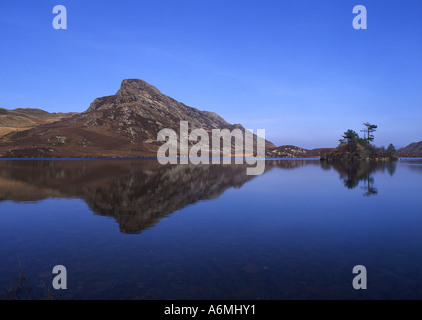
left=1, top=0, right=421, bottom=148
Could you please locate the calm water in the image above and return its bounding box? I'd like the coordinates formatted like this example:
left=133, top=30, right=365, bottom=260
left=0, top=159, right=421, bottom=300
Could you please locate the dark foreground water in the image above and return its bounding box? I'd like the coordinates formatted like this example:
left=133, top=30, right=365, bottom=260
left=0, top=159, right=421, bottom=300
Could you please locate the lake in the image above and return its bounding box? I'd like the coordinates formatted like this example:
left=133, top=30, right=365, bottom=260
left=0, top=158, right=421, bottom=300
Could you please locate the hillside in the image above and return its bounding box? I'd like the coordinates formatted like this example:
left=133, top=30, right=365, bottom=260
left=398, top=141, right=422, bottom=157
left=0, top=108, right=77, bottom=137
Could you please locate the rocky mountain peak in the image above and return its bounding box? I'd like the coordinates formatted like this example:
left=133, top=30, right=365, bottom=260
left=116, top=79, right=169, bottom=105
left=119, top=79, right=160, bottom=93
left=85, top=79, right=165, bottom=113
left=84, top=78, right=232, bottom=130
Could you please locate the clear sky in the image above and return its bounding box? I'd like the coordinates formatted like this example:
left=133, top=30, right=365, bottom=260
left=1, top=0, right=421, bottom=149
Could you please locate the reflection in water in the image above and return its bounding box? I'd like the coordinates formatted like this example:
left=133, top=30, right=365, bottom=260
left=0, top=159, right=396, bottom=233
left=324, top=161, right=397, bottom=196
left=0, top=159, right=312, bottom=234
left=0, top=160, right=248, bottom=233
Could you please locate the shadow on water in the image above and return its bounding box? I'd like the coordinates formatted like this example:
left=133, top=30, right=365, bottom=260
left=321, top=160, right=397, bottom=196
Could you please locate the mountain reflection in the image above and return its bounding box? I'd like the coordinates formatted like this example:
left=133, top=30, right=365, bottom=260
left=0, top=159, right=307, bottom=234
left=324, top=161, right=397, bottom=196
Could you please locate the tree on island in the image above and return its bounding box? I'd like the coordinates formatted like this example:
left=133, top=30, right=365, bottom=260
left=362, top=122, right=378, bottom=145
left=339, top=124, right=378, bottom=149
left=386, top=143, right=397, bottom=157
left=339, top=129, right=359, bottom=144
left=339, top=129, right=360, bottom=152
left=322, top=122, right=398, bottom=161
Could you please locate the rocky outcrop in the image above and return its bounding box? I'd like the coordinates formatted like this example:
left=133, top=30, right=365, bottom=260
left=266, top=145, right=334, bottom=158
left=266, top=145, right=309, bottom=158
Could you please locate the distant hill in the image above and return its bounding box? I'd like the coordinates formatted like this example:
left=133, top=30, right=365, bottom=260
left=0, top=108, right=77, bottom=137
left=266, top=145, right=334, bottom=158
left=398, top=141, right=422, bottom=157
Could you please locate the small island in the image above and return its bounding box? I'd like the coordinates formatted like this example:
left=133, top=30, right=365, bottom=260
left=321, top=122, right=398, bottom=162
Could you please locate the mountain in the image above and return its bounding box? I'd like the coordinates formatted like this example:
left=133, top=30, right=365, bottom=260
left=398, top=141, right=422, bottom=157
left=0, top=79, right=275, bottom=158
left=0, top=108, right=77, bottom=137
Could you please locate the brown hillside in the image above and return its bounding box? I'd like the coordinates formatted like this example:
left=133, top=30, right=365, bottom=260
left=0, top=107, right=77, bottom=137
